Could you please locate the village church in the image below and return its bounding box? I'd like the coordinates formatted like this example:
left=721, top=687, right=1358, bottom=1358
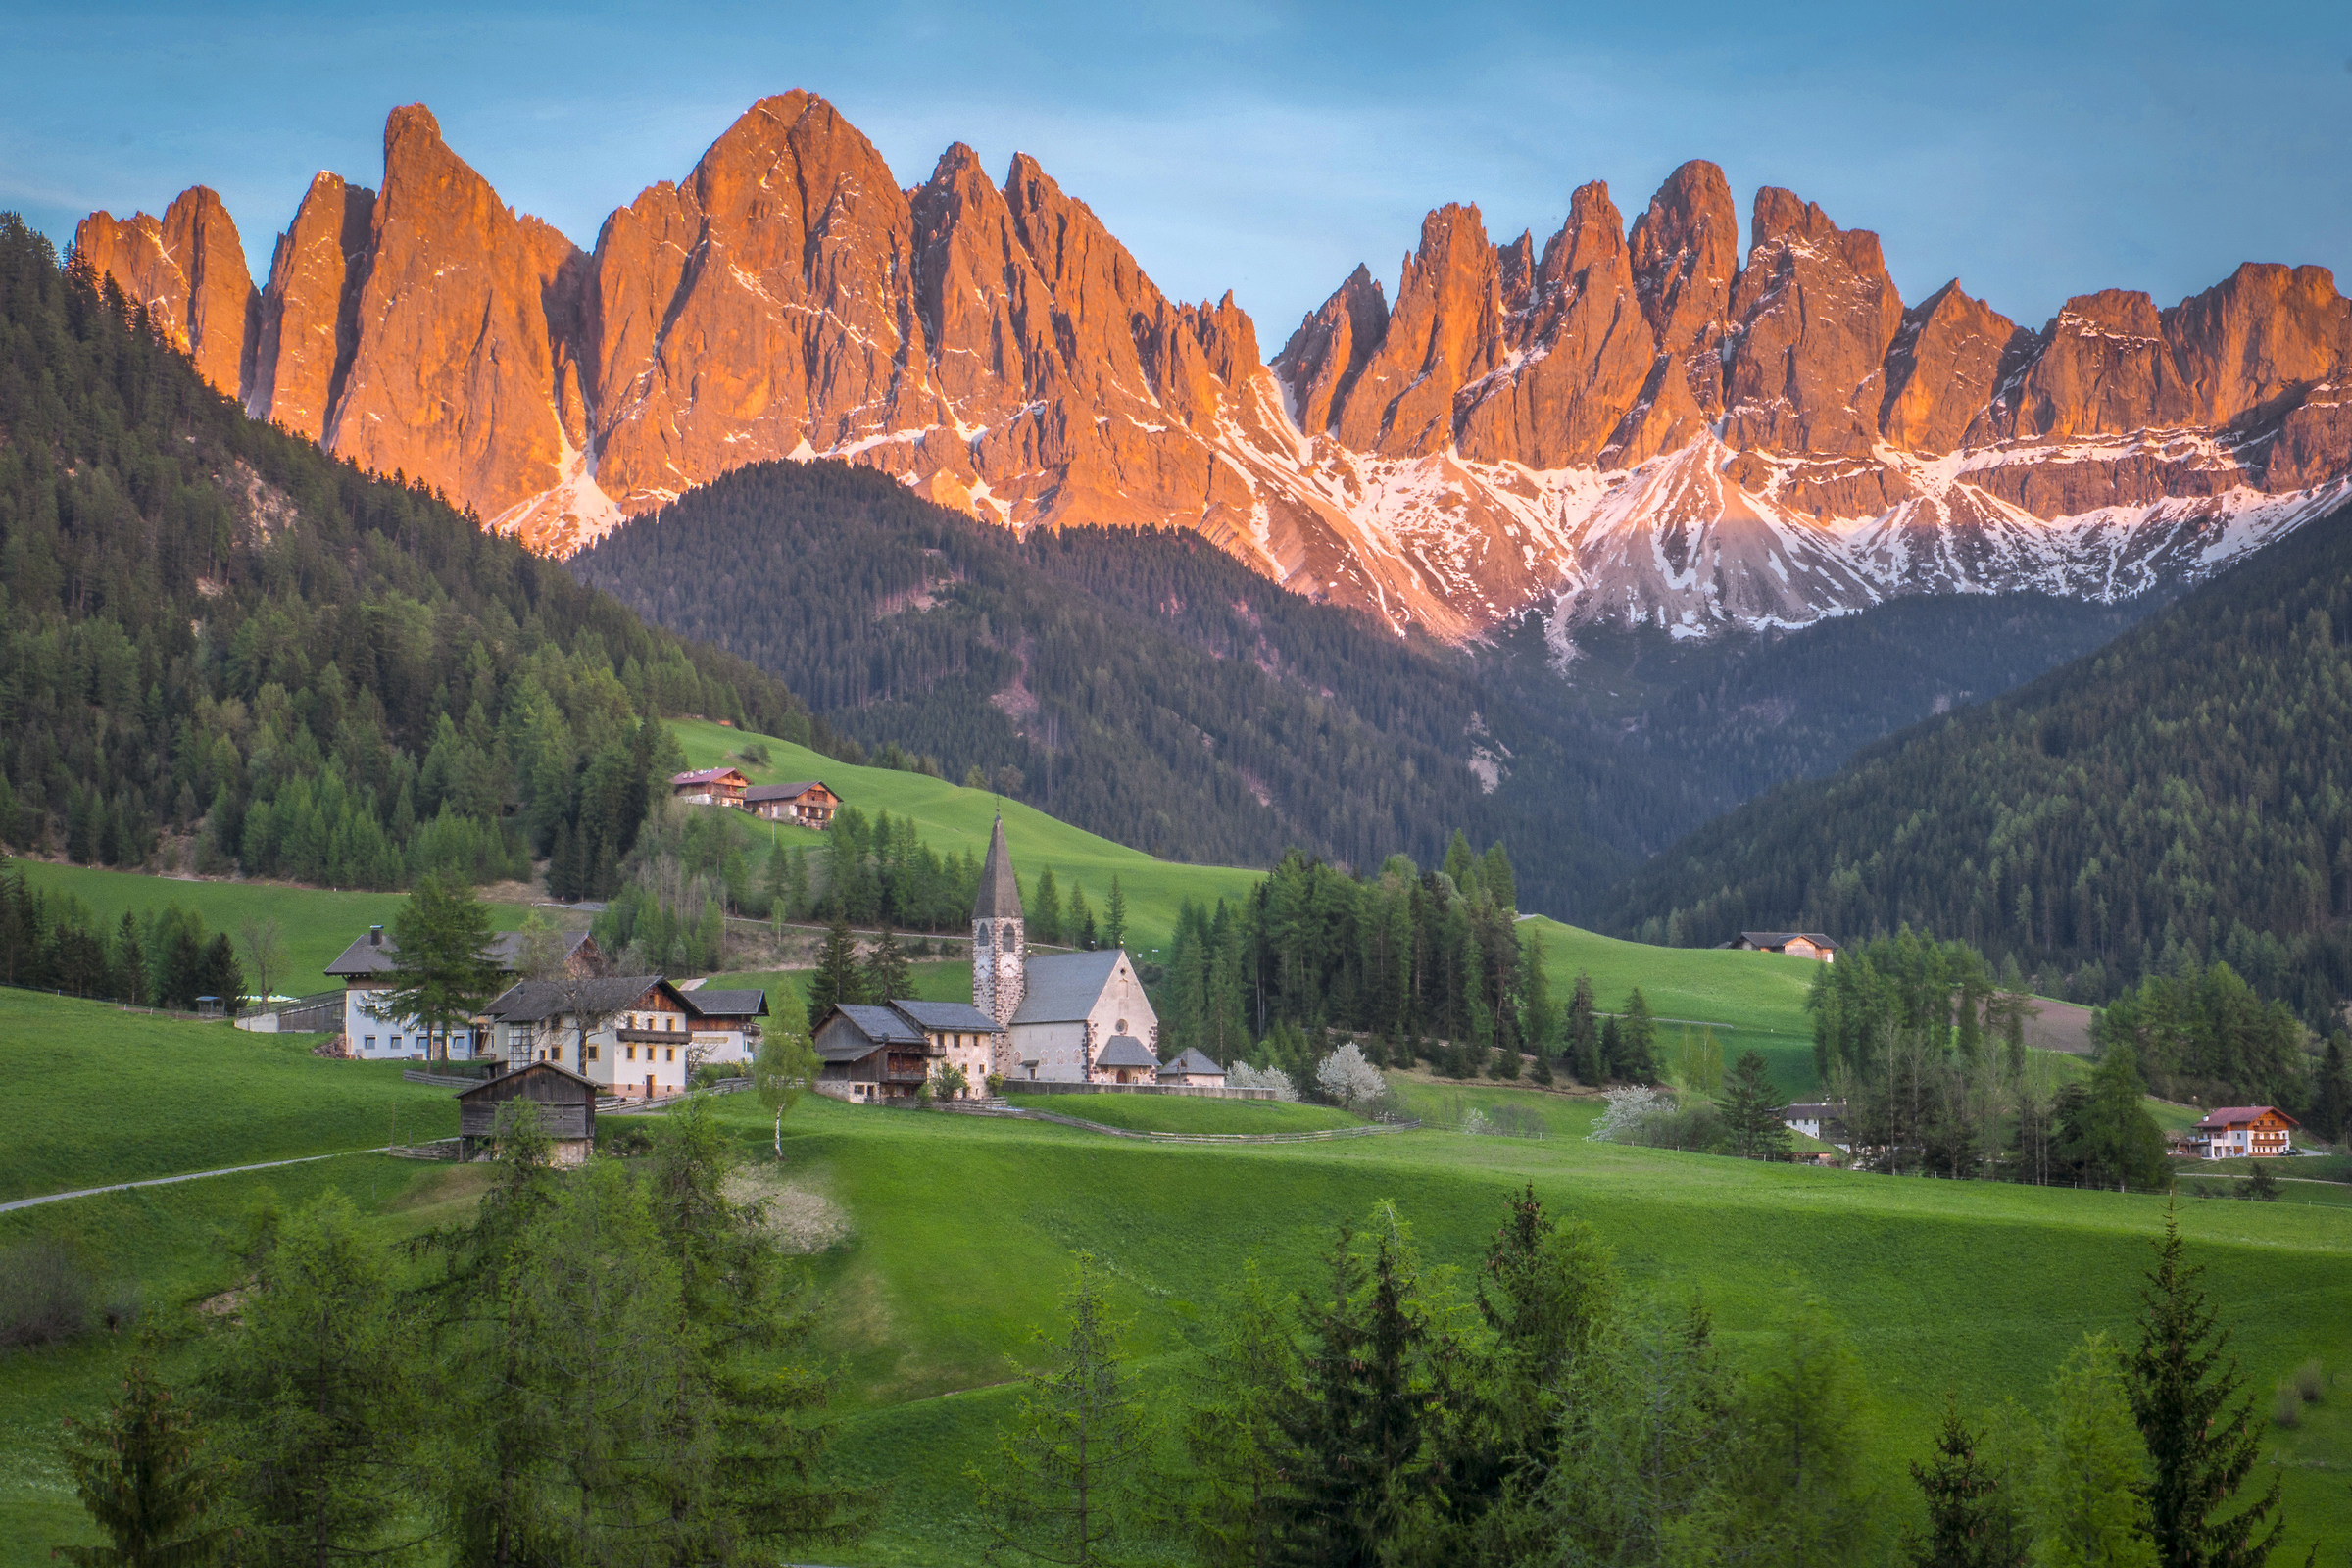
left=974, top=817, right=1160, bottom=1083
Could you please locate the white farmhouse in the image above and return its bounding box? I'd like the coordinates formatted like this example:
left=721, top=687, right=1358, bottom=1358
left=324, top=924, right=598, bottom=1060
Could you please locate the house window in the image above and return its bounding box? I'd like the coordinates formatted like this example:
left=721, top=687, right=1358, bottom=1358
left=391, top=1036, right=403, bottom=1052
left=664, top=1048, right=674, bottom=1062
left=588, top=1046, right=599, bottom=1061
left=626, top=1045, right=636, bottom=1060
left=364, top=1035, right=376, bottom=1052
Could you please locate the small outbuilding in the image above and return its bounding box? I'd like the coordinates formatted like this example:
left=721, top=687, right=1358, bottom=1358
left=1093, top=1034, right=1159, bottom=1085
left=456, top=1061, right=599, bottom=1166
left=1722, top=931, right=1839, bottom=962
left=1156, top=1048, right=1227, bottom=1087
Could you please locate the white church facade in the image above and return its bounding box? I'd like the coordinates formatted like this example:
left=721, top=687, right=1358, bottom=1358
left=971, top=816, right=1160, bottom=1085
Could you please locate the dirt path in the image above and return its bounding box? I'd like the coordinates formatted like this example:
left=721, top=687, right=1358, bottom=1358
left=0, top=1149, right=383, bottom=1213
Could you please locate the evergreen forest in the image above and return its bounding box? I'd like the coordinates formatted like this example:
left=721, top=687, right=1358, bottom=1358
left=1599, top=506, right=2352, bottom=1027
left=0, top=216, right=841, bottom=899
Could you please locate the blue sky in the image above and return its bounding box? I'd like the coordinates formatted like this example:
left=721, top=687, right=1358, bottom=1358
left=7, top=0, right=2349, bottom=346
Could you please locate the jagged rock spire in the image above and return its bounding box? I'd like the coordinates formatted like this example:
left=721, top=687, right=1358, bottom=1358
left=973, top=812, right=1021, bottom=920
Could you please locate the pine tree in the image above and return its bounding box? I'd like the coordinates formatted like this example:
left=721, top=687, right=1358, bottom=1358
left=1908, top=1400, right=2025, bottom=1568
left=2126, top=1210, right=2280, bottom=1568
left=378, top=871, right=504, bottom=1060
left=1567, top=971, right=1599, bottom=1085
left=1069, top=885, right=1099, bottom=951
left=1600, top=1014, right=1625, bottom=1080
left=863, top=927, right=912, bottom=1003
left=1273, top=1212, right=1435, bottom=1567
left=1478, top=842, right=1516, bottom=912
left=1720, top=1050, right=1792, bottom=1158
left=1619, top=988, right=1659, bottom=1082
left=1105, top=876, right=1128, bottom=953
left=1032, top=867, right=1064, bottom=945
left=205, top=1191, right=421, bottom=1563
left=808, top=917, right=865, bottom=1016
left=1170, top=1262, right=1299, bottom=1568
left=2310, top=1035, right=2351, bottom=1143
left=54, top=1351, right=232, bottom=1568
left=972, top=1253, right=1152, bottom=1567
left=2028, top=1334, right=2156, bottom=1568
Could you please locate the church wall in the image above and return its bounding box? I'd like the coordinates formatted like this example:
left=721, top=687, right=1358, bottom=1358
left=1011, top=1020, right=1090, bottom=1082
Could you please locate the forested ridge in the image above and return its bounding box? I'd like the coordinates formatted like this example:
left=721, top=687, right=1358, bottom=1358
left=1601, top=505, right=2352, bottom=1025
left=0, top=215, right=839, bottom=897
left=570, top=458, right=1664, bottom=914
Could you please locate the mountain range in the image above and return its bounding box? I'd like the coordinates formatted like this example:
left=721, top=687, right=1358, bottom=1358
left=74, top=92, right=2352, bottom=641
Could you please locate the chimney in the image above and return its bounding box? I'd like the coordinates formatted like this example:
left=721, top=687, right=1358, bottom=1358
left=369, top=925, right=383, bottom=946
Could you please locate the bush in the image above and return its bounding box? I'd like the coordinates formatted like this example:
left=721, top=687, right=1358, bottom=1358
left=1227, top=1061, right=1298, bottom=1102
left=0, top=1241, right=92, bottom=1349
left=2295, top=1359, right=2325, bottom=1403
left=2273, top=1382, right=2302, bottom=1428
left=602, top=1123, right=656, bottom=1158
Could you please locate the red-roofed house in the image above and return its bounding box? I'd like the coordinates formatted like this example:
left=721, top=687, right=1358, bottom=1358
left=671, top=767, right=748, bottom=808
left=2188, top=1105, right=2298, bottom=1159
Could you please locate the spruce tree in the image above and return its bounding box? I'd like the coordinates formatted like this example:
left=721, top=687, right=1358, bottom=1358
left=1567, top=972, right=1599, bottom=1085
left=1105, top=875, right=1128, bottom=953
left=2310, top=1034, right=2351, bottom=1143
left=54, top=1351, right=232, bottom=1568
left=1273, top=1213, right=1435, bottom=1567
left=2126, top=1210, right=2280, bottom=1568
left=1032, top=868, right=1064, bottom=945
left=973, top=1253, right=1152, bottom=1567
left=862, top=927, right=912, bottom=1003
left=1908, top=1400, right=2026, bottom=1568
left=1720, top=1050, right=1792, bottom=1158
left=379, top=871, right=503, bottom=1059
left=808, top=917, right=865, bottom=1016
left=1620, top=988, right=1659, bottom=1082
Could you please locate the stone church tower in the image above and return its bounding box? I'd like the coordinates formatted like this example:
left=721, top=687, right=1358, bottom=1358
left=972, top=814, right=1025, bottom=1028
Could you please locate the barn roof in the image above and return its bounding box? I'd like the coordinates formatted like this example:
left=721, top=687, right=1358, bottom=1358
left=456, top=1060, right=601, bottom=1100
left=1158, top=1048, right=1224, bottom=1078
left=687, top=989, right=769, bottom=1019
left=2195, top=1105, right=2299, bottom=1130
left=743, top=780, right=829, bottom=803
left=1010, top=950, right=1125, bottom=1025
left=814, top=1004, right=925, bottom=1060
left=890, top=999, right=1003, bottom=1033
left=485, top=975, right=678, bottom=1023
left=327, top=926, right=593, bottom=979
left=671, top=767, right=744, bottom=786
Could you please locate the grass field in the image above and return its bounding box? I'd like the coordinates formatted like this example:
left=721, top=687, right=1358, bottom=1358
left=1, top=990, right=460, bottom=1202
left=997, top=1092, right=1362, bottom=1134
left=6, top=994, right=2349, bottom=1566
left=12, top=860, right=542, bottom=996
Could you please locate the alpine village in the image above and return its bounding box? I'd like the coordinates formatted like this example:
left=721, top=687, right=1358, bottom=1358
left=5, top=17, right=2352, bottom=1568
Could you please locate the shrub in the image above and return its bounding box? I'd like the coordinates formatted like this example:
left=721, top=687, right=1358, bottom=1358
left=2295, top=1359, right=2325, bottom=1403
left=1227, top=1061, right=1298, bottom=1102
left=0, top=1241, right=92, bottom=1349
left=603, top=1123, right=656, bottom=1158
left=2272, top=1382, right=2302, bottom=1428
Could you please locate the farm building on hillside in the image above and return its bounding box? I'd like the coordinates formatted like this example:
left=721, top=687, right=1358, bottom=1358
left=325, top=924, right=600, bottom=1060
left=1783, top=1100, right=1849, bottom=1150
left=1722, top=931, right=1839, bottom=962
left=2189, top=1105, right=2298, bottom=1158
left=744, top=780, right=840, bottom=826
left=484, top=975, right=698, bottom=1101
left=812, top=1002, right=1007, bottom=1103
left=1156, top=1048, right=1227, bottom=1087
left=675, top=984, right=768, bottom=1065
left=457, top=1062, right=598, bottom=1165
left=670, top=767, right=749, bottom=808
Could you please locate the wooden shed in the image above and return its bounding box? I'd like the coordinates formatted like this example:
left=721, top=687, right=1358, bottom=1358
left=457, top=1061, right=599, bottom=1166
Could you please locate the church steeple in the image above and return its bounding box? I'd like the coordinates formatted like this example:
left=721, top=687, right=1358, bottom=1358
left=973, top=814, right=1025, bottom=1028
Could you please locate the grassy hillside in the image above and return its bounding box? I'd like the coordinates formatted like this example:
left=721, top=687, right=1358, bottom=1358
left=12, top=860, right=543, bottom=996
left=0, top=991, right=459, bottom=1201
left=6, top=995, right=2348, bottom=1566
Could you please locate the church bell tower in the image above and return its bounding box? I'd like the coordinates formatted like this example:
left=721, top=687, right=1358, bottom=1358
left=972, top=814, right=1025, bottom=1028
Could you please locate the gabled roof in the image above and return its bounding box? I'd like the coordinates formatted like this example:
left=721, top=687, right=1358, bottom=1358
left=485, top=975, right=680, bottom=1024
left=2194, top=1105, right=2299, bottom=1130
left=973, top=814, right=1021, bottom=921
left=1158, top=1048, right=1224, bottom=1078
left=1739, top=931, right=1838, bottom=950
left=686, top=989, right=768, bottom=1019
left=813, top=1004, right=926, bottom=1060
left=455, top=1060, right=601, bottom=1100
left=1094, top=1034, right=1157, bottom=1069
left=671, top=767, right=745, bottom=786
left=890, top=999, right=1004, bottom=1033
left=328, top=927, right=593, bottom=979
left=743, top=780, right=830, bottom=803
left=1010, top=950, right=1126, bottom=1025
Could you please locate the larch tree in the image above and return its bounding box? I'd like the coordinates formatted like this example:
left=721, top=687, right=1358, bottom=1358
left=756, top=986, right=819, bottom=1157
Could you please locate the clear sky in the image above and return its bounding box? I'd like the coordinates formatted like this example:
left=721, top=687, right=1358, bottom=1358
left=8, top=0, right=2349, bottom=348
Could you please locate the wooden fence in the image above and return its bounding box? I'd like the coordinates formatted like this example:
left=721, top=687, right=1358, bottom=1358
left=939, top=1102, right=1422, bottom=1146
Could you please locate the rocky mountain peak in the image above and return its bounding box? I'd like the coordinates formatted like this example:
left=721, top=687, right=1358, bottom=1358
left=73, top=186, right=255, bottom=401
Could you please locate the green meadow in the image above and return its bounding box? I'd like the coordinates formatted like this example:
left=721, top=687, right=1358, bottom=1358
left=7, top=992, right=2350, bottom=1566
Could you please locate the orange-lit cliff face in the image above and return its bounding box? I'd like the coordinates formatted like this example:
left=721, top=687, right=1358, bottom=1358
left=79, top=97, right=2352, bottom=641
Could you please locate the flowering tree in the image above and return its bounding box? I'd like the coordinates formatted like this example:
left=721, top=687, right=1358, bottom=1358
left=1589, top=1085, right=1673, bottom=1144
left=1226, top=1061, right=1298, bottom=1102
left=1315, top=1042, right=1387, bottom=1109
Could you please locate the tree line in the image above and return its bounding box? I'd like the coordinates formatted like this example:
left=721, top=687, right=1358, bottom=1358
left=973, top=1190, right=2291, bottom=1568
left=0, top=856, right=243, bottom=1007
left=0, top=214, right=845, bottom=900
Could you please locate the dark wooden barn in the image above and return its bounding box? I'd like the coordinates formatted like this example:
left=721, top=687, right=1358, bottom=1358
left=457, top=1061, right=599, bottom=1165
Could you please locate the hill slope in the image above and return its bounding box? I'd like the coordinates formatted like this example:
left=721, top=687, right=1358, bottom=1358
left=0, top=213, right=830, bottom=899
left=1600, top=504, right=2352, bottom=1022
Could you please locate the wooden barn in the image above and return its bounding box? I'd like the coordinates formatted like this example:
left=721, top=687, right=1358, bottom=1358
left=744, top=780, right=840, bottom=826
left=457, top=1061, right=599, bottom=1166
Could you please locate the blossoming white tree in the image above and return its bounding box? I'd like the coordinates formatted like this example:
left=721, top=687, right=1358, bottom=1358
left=1315, top=1042, right=1387, bottom=1109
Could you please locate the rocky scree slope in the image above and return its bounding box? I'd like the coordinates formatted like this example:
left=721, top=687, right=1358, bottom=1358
left=78, top=94, right=2352, bottom=640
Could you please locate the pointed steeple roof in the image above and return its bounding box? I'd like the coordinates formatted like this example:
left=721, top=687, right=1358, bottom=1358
left=973, top=813, right=1021, bottom=920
